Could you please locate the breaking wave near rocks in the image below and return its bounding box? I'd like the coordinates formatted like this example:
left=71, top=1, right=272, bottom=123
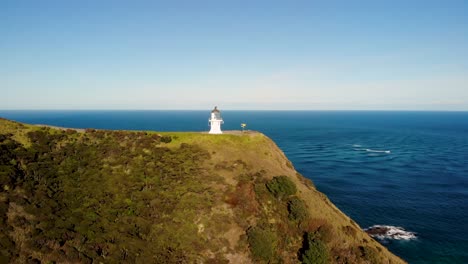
left=364, top=225, right=417, bottom=240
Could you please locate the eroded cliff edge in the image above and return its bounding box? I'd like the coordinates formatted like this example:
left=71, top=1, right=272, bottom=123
left=0, top=118, right=405, bottom=263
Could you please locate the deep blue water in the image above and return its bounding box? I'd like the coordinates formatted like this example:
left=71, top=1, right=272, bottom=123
left=1, top=110, right=467, bottom=264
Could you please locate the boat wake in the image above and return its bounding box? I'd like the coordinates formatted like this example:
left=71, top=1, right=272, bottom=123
left=364, top=225, right=417, bottom=240
left=352, top=144, right=391, bottom=154
left=365, top=149, right=391, bottom=154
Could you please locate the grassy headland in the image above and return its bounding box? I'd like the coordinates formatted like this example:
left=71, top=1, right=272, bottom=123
left=0, top=118, right=405, bottom=263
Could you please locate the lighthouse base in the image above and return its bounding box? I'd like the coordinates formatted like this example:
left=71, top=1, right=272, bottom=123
left=209, top=120, right=223, bottom=134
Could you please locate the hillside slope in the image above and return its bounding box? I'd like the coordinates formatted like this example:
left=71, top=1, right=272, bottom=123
left=0, top=118, right=405, bottom=263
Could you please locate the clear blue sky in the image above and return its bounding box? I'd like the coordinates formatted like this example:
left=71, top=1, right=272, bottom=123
left=2, top=0, right=467, bottom=110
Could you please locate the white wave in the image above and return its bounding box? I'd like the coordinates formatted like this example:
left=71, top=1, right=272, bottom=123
left=365, top=149, right=391, bottom=154
left=352, top=144, right=362, bottom=147
left=364, top=225, right=417, bottom=240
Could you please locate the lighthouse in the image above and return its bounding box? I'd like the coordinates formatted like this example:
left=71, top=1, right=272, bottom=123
left=209, top=106, right=223, bottom=134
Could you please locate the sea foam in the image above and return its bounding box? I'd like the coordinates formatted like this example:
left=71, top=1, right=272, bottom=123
left=364, top=225, right=417, bottom=240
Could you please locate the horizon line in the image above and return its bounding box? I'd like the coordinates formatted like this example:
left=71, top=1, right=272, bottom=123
left=1, top=109, right=468, bottom=112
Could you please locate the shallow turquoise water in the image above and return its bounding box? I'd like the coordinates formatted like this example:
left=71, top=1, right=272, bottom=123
left=1, top=110, right=467, bottom=263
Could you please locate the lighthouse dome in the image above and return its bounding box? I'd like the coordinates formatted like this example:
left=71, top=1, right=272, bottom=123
left=211, top=106, right=220, bottom=113
left=211, top=106, right=222, bottom=120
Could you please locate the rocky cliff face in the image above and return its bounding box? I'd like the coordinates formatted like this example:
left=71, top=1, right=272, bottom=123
left=0, top=118, right=405, bottom=263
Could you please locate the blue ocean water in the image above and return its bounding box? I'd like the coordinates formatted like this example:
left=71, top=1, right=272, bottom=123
left=1, top=110, right=467, bottom=264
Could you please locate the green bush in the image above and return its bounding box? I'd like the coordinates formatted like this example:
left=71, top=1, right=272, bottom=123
left=266, top=176, right=296, bottom=199
left=288, top=197, right=308, bottom=221
left=247, top=226, right=278, bottom=261
left=300, top=233, right=328, bottom=264
left=160, top=135, right=172, bottom=143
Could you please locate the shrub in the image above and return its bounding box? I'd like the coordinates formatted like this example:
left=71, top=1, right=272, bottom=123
left=301, top=218, right=327, bottom=233
left=160, top=136, right=172, bottom=143
left=237, top=182, right=259, bottom=214
left=247, top=226, right=278, bottom=261
left=253, top=181, right=269, bottom=200
left=266, top=176, right=296, bottom=199
left=288, top=197, right=308, bottom=222
left=301, top=219, right=334, bottom=243
left=342, top=225, right=357, bottom=238
left=300, top=233, right=328, bottom=264
left=359, top=246, right=380, bottom=264
left=65, top=129, right=77, bottom=135
left=314, top=223, right=334, bottom=243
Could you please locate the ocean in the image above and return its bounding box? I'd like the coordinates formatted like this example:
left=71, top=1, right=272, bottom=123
left=1, top=110, right=467, bottom=263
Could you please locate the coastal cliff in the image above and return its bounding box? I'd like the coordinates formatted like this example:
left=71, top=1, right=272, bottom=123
left=0, top=118, right=405, bottom=263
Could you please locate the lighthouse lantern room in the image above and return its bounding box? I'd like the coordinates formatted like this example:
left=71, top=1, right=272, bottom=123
left=209, top=106, right=223, bottom=134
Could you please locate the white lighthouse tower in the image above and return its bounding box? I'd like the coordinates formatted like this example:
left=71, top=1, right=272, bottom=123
left=209, top=106, right=223, bottom=134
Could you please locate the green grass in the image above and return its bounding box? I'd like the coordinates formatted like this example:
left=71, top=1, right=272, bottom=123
left=158, top=131, right=266, bottom=150
left=0, top=118, right=38, bottom=146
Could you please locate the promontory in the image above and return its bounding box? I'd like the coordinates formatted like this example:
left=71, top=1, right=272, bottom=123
left=0, top=118, right=405, bottom=263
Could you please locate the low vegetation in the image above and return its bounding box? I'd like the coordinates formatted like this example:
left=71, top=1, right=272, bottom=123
left=288, top=196, right=309, bottom=222
left=266, top=175, right=297, bottom=199
left=300, top=232, right=329, bottom=264
left=0, top=118, right=406, bottom=263
left=246, top=226, right=278, bottom=262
